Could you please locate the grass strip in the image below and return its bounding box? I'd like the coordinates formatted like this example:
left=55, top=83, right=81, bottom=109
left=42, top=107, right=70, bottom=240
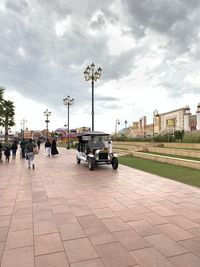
left=119, top=156, right=200, bottom=188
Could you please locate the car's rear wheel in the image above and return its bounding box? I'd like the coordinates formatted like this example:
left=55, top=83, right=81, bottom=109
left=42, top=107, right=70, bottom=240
left=88, top=158, right=94, bottom=171
left=112, top=157, right=118, bottom=170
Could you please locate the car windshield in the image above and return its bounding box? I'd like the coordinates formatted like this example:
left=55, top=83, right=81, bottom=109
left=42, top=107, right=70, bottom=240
left=89, top=135, right=108, bottom=149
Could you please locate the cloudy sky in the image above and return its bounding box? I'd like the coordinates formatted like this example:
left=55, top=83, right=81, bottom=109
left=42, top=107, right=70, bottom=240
left=1, top=0, right=200, bottom=134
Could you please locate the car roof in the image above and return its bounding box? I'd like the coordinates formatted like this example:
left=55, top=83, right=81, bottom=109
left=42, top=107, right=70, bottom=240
left=77, top=131, right=109, bottom=137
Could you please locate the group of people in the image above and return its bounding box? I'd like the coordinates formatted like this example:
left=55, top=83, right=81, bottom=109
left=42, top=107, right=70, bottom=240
left=0, top=138, right=59, bottom=170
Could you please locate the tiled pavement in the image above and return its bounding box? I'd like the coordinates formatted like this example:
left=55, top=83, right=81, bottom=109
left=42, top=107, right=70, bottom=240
left=0, top=147, right=200, bottom=267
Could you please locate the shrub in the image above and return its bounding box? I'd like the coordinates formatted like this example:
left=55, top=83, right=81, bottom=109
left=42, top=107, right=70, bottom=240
left=182, top=131, right=200, bottom=143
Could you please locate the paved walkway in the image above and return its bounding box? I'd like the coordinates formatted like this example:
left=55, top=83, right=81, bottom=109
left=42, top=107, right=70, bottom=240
left=0, top=146, right=200, bottom=267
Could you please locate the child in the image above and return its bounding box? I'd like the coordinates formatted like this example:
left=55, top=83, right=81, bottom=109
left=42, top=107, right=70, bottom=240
left=4, top=146, right=11, bottom=163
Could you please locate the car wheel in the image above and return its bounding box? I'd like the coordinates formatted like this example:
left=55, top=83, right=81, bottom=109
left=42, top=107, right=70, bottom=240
left=88, top=158, right=94, bottom=171
left=112, top=157, right=118, bottom=170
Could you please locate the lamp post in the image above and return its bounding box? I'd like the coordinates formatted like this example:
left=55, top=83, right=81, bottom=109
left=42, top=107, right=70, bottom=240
left=20, top=118, right=27, bottom=139
left=125, top=120, right=127, bottom=128
left=63, top=95, right=74, bottom=149
left=84, top=62, right=102, bottom=131
left=115, top=119, right=120, bottom=135
left=44, top=109, right=51, bottom=139
left=153, top=109, right=158, bottom=141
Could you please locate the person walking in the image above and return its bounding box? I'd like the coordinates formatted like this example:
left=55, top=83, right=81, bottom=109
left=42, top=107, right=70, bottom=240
left=20, top=138, right=26, bottom=158
left=11, top=140, right=18, bottom=159
left=51, top=139, right=59, bottom=156
left=25, top=138, right=36, bottom=169
left=4, top=146, right=11, bottom=163
left=0, top=142, right=2, bottom=162
left=37, top=139, right=41, bottom=150
left=45, top=138, right=51, bottom=157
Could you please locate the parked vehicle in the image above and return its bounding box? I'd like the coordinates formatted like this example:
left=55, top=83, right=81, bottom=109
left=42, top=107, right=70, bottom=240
left=76, top=131, right=118, bottom=171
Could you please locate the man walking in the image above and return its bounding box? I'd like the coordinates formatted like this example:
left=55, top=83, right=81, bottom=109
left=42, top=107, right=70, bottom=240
left=25, top=139, right=36, bottom=169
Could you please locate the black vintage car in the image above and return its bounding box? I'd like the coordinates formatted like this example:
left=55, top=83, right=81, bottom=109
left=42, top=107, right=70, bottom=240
left=76, top=131, right=118, bottom=171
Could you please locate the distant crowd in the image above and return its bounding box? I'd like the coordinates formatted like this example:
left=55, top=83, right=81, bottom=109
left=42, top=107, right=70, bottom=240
left=0, top=138, right=59, bottom=169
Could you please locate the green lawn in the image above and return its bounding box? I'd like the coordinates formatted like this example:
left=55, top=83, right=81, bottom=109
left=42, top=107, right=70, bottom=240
left=119, top=156, right=200, bottom=188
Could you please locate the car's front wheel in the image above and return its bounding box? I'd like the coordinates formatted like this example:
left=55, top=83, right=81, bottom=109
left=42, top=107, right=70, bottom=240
left=88, top=157, right=94, bottom=171
left=112, top=157, right=118, bottom=170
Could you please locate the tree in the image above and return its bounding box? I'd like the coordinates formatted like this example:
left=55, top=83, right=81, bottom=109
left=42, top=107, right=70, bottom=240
left=0, top=87, right=5, bottom=119
left=1, top=100, right=15, bottom=142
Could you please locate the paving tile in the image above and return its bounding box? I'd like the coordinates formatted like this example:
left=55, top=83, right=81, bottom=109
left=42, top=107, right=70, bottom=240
left=130, top=247, right=175, bottom=267
left=0, top=227, right=9, bottom=242
left=85, top=225, right=116, bottom=245
left=34, top=219, right=58, bottom=235
left=0, top=216, right=11, bottom=227
left=1, top=246, right=34, bottom=267
left=54, top=211, right=78, bottom=225
left=169, top=252, right=200, bottom=267
left=35, top=251, right=70, bottom=267
left=77, top=215, right=103, bottom=229
left=145, top=233, right=188, bottom=257
left=179, top=238, right=200, bottom=258
left=59, top=222, right=86, bottom=240
left=106, top=201, right=127, bottom=211
left=150, top=205, right=178, bottom=216
left=34, top=233, right=64, bottom=256
left=93, top=208, right=116, bottom=219
left=142, top=212, right=169, bottom=225
left=0, top=242, right=5, bottom=262
left=101, top=217, right=131, bottom=232
left=0, top=207, right=14, bottom=216
left=51, top=204, right=71, bottom=214
left=70, top=258, right=105, bottom=267
left=128, top=219, right=161, bottom=237
left=158, top=223, right=194, bottom=241
left=63, top=238, right=98, bottom=263
left=5, top=229, right=33, bottom=249
left=127, top=203, right=150, bottom=214
left=114, top=210, right=143, bottom=222
left=95, top=241, right=138, bottom=267
left=113, top=229, right=151, bottom=251
left=34, top=209, right=54, bottom=221
left=10, top=216, right=33, bottom=231
left=167, top=215, right=200, bottom=229
left=188, top=227, right=200, bottom=238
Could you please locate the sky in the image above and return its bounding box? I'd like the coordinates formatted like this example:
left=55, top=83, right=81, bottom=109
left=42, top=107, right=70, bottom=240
left=1, top=0, right=200, bottom=134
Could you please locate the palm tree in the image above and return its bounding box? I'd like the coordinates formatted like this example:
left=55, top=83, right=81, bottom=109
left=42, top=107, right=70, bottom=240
left=1, top=100, right=15, bottom=142
left=0, top=87, right=5, bottom=118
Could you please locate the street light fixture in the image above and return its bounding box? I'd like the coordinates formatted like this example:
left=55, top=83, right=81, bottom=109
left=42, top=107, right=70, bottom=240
left=115, top=119, right=120, bottom=135
left=44, top=109, right=51, bottom=139
left=153, top=109, right=158, bottom=141
left=63, top=95, right=74, bottom=149
left=84, top=62, right=102, bottom=131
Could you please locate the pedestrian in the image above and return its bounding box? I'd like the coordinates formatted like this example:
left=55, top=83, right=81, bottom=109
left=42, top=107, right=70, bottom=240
left=51, top=139, right=59, bottom=156
left=37, top=139, right=41, bottom=150
left=4, top=146, right=11, bottom=163
left=0, top=142, right=2, bottom=162
left=108, top=137, right=113, bottom=154
left=11, top=140, right=18, bottom=159
left=25, top=138, right=36, bottom=169
left=45, top=138, right=51, bottom=157
left=20, top=138, right=26, bottom=158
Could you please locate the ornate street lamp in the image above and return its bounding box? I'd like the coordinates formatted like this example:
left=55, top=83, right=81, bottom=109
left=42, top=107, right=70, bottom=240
left=63, top=95, right=74, bottom=149
left=44, top=109, right=51, bottom=139
left=84, top=62, right=102, bottom=131
left=115, top=119, right=120, bottom=135
left=153, top=109, right=158, bottom=141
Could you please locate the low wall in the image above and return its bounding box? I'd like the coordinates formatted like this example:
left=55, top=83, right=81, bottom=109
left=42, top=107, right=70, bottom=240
left=131, top=152, right=200, bottom=170
left=148, top=147, right=200, bottom=159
